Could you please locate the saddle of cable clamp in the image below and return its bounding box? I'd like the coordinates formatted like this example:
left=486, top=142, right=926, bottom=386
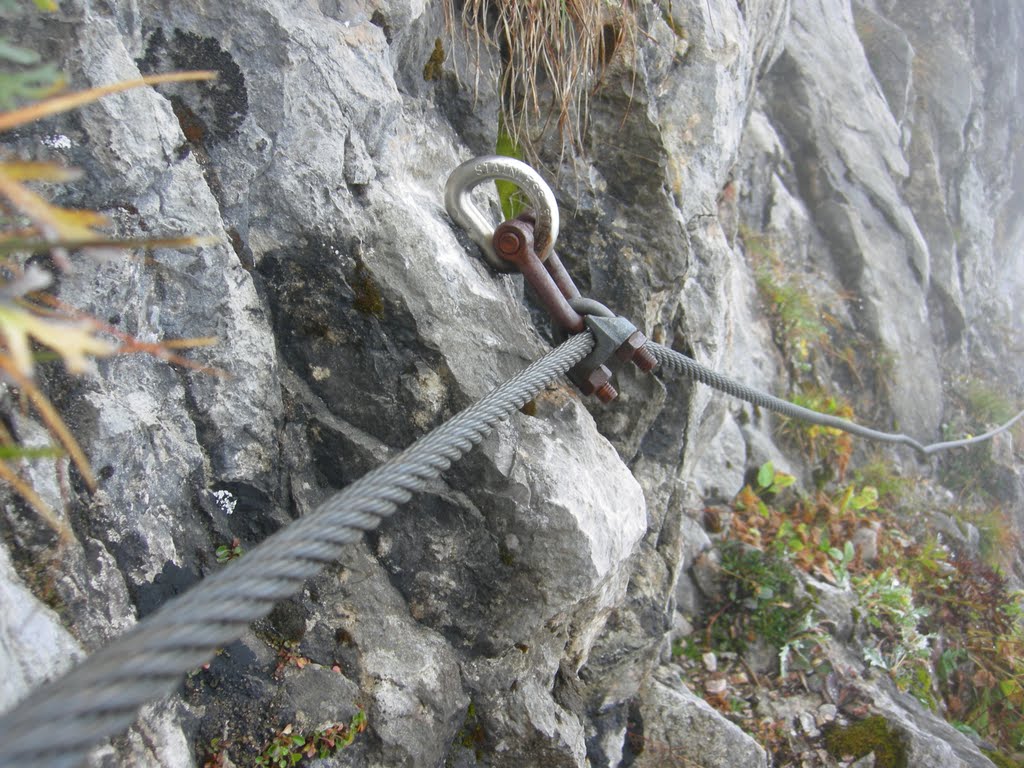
left=445, top=156, right=656, bottom=403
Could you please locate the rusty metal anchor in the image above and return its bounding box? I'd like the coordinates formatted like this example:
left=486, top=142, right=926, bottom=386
left=445, top=156, right=657, bottom=402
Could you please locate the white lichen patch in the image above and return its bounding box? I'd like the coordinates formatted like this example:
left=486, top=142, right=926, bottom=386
left=311, top=364, right=331, bottom=381
left=403, top=363, right=446, bottom=430
left=212, top=488, right=237, bottom=515
left=42, top=134, right=72, bottom=150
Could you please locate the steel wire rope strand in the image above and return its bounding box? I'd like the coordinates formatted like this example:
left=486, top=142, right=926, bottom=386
left=647, top=341, right=1024, bottom=456
left=0, top=332, right=595, bottom=768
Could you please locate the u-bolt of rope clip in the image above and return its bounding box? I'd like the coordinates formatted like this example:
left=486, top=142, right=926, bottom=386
left=445, top=156, right=657, bottom=403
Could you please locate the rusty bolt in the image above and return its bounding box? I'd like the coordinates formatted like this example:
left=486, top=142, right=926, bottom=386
left=595, top=381, right=618, bottom=403
left=631, top=345, right=658, bottom=373
left=496, top=230, right=523, bottom=256
left=616, top=331, right=657, bottom=373
left=493, top=220, right=533, bottom=266
left=575, top=365, right=618, bottom=403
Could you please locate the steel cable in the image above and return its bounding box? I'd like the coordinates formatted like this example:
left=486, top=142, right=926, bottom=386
left=0, top=332, right=594, bottom=768
left=648, top=341, right=1024, bottom=456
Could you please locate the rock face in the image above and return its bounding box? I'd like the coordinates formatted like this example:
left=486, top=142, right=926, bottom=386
left=0, top=0, right=1020, bottom=766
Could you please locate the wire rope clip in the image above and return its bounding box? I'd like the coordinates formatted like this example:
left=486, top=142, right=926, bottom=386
left=569, top=313, right=657, bottom=404
left=444, top=155, right=559, bottom=272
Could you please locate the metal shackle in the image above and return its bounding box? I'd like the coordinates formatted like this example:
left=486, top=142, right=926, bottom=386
left=444, top=155, right=559, bottom=272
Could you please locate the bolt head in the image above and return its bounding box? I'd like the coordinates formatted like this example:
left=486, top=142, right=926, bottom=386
left=493, top=221, right=533, bottom=264
left=496, top=230, right=522, bottom=255
left=576, top=365, right=618, bottom=402
left=616, top=331, right=647, bottom=361
left=617, top=331, right=657, bottom=372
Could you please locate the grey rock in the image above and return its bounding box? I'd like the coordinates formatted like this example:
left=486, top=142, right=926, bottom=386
left=691, top=549, right=724, bottom=603
left=852, top=1, right=915, bottom=126
left=761, top=0, right=943, bottom=438
left=54, top=538, right=137, bottom=650
left=1, top=0, right=1022, bottom=766
left=866, top=682, right=999, bottom=768
left=686, top=409, right=747, bottom=503
left=86, top=701, right=197, bottom=768
left=799, top=710, right=820, bottom=739
left=632, top=666, right=769, bottom=767
left=799, top=573, right=857, bottom=642
left=679, top=510, right=713, bottom=570
left=931, top=512, right=981, bottom=552
left=674, top=573, right=704, bottom=618
left=0, top=543, right=84, bottom=710
left=674, top=511, right=713, bottom=617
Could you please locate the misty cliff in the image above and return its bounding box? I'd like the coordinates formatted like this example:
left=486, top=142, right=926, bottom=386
left=0, top=0, right=1021, bottom=765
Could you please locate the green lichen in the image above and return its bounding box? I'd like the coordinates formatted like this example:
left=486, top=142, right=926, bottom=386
left=455, top=701, right=486, bottom=758
left=824, top=716, right=907, bottom=768
left=660, top=8, right=686, bottom=38
left=498, top=542, right=516, bottom=566
left=423, top=37, right=444, bottom=81
left=984, top=749, right=1024, bottom=768
left=352, top=263, right=384, bottom=318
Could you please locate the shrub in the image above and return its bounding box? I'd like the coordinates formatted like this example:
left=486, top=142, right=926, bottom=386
left=0, top=27, right=214, bottom=544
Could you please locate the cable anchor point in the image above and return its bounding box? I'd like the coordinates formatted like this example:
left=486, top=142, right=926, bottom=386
left=445, top=156, right=657, bottom=403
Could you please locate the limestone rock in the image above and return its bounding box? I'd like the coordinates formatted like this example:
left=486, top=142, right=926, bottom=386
left=0, top=544, right=84, bottom=711
left=632, top=666, right=769, bottom=768
left=0, top=0, right=1021, bottom=765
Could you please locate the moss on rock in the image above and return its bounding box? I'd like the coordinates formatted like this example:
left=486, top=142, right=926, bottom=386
left=824, top=716, right=906, bottom=768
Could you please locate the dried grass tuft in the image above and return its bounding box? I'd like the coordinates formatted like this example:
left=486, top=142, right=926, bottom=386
left=449, top=0, right=637, bottom=161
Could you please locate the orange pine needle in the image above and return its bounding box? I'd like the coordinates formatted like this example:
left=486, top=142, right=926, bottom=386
left=0, top=354, right=96, bottom=491
left=0, top=71, right=218, bottom=132
left=0, top=457, right=73, bottom=546
left=26, top=292, right=225, bottom=377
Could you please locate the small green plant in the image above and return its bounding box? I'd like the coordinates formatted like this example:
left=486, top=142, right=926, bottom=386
left=740, top=227, right=829, bottom=375
left=962, top=505, right=1019, bottom=572
left=777, top=387, right=855, bottom=480
left=827, top=540, right=857, bottom=588
left=939, top=377, right=1023, bottom=502
left=272, top=640, right=309, bottom=680
left=702, top=540, right=811, bottom=661
left=255, top=711, right=367, bottom=767
left=852, top=569, right=934, bottom=705
left=215, top=538, right=243, bottom=564
left=734, top=461, right=796, bottom=522
left=672, top=636, right=702, bottom=662
left=202, top=737, right=231, bottom=768
left=725, top=420, right=1024, bottom=756
left=778, top=610, right=827, bottom=678
left=960, top=379, right=1021, bottom=427
left=920, top=557, right=1024, bottom=749
left=756, top=460, right=796, bottom=496
left=734, top=475, right=881, bottom=585
left=853, top=455, right=909, bottom=502
left=255, top=724, right=306, bottom=768
left=983, top=750, right=1024, bottom=768
left=0, top=2, right=62, bottom=110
